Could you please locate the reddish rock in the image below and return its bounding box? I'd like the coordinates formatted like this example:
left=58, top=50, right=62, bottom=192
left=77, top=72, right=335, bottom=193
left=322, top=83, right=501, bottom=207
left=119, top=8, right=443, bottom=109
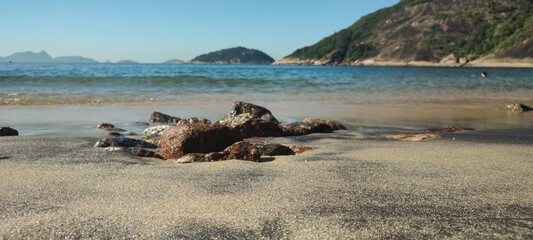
left=423, top=126, right=474, bottom=132
left=158, top=123, right=243, bottom=160
left=256, top=144, right=295, bottom=156
left=216, top=113, right=283, bottom=138
left=0, top=127, right=18, bottom=136
left=150, top=111, right=181, bottom=124
left=280, top=121, right=333, bottom=136
left=130, top=147, right=163, bottom=159
left=222, top=141, right=261, bottom=162
left=289, top=146, right=318, bottom=154
left=302, top=118, right=347, bottom=130
left=229, top=101, right=279, bottom=124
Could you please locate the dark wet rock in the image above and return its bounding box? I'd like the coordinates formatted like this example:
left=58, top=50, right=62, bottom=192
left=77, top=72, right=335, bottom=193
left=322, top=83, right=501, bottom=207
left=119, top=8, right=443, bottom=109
left=132, top=121, right=150, bottom=126
left=97, top=123, right=114, bottom=129
left=123, top=131, right=137, bottom=136
left=142, top=125, right=170, bottom=137
left=130, top=147, right=163, bottom=159
left=158, top=123, right=242, bottom=159
left=229, top=101, right=279, bottom=124
left=94, top=137, right=157, bottom=149
left=221, top=141, right=261, bottom=162
left=302, top=118, right=347, bottom=130
left=280, top=121, right=333, bottom=136
left=256, top=144, right=295, bottom=156
left=505, top=103, right=533, bottom=112
left=150, top=111, right=181, bottom=124
left=0, top=127, right=18, bottom=136
left=178, top=117, right=212, bottom=125
left=216, top=113, right=283, bottom=138
left=423, top=126, right=474, bottom=132
left=107, top=132, right=123, bottom=137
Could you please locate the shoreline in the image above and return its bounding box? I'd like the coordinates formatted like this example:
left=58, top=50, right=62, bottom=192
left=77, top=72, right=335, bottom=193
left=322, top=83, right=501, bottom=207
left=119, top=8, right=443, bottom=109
left=272, top=57, right=533, bottom=68
left=3, top=100, right=533, bottom=136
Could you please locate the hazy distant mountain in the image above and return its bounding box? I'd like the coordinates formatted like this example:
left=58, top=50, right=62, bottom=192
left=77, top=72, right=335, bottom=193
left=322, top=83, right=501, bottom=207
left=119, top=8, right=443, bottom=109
left=54, top=56, right=98, bottom=63
left=0, top=50, right=53, bottom=63
left=162, top=59, right=185, bottom=64
left=189, top=47, right=275, bottom=65
left=0, top=50, right=99, bottom=63
left=115, top=60, right=139, bottom=64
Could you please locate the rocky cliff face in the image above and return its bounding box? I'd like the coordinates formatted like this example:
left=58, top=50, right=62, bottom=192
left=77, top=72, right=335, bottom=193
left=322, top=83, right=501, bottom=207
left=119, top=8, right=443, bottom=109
left=275, top=0, right=533, bottom=67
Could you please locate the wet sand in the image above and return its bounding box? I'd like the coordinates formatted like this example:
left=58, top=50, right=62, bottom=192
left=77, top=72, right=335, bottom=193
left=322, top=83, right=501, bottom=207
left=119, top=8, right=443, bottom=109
left=1, top=129, right=532, bottom=238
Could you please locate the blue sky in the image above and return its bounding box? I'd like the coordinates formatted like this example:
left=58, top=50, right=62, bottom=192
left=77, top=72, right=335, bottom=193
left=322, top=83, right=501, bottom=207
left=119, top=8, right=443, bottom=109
left=0, top=0, right=400, bottom=63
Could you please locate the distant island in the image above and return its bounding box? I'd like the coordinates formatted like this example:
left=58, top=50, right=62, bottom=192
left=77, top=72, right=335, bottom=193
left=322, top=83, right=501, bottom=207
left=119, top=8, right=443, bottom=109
left=0, top=51, right=98, bottom=63
left=162, top=59, right=185, bottom=64
left=189, top=47, right=275, bottom=65
left=274, top=0, right=533, bottom=67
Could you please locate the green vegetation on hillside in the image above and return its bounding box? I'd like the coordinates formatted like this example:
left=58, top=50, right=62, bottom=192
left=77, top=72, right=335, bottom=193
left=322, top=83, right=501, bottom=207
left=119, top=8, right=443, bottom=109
left=191, top=47, right=274, bottom=64
left=423, top=6, right=533, bottom=59
left=286, top=0, right=533, bottom=63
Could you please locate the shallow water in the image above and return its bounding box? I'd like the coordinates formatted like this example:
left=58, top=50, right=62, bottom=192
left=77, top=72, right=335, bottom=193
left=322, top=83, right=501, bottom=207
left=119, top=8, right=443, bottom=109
left=1, top=63, right=532, bottom=135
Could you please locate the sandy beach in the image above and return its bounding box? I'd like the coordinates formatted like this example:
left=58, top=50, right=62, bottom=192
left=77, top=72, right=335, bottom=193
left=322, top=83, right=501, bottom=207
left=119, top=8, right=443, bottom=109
left=1, top=127, right=532, bottom=238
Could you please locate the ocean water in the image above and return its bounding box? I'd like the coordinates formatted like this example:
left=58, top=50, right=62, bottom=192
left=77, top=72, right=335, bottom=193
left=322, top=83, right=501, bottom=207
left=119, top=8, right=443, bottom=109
left=1, top=63, right=533, bottom=135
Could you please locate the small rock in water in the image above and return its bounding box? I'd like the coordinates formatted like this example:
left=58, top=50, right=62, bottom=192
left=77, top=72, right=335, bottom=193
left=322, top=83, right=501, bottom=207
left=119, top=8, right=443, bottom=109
left=94, top=137, right=157, bottom=148
left=0, top=127, right=18, bottom=136
left=150, top=111, right=181, bottom=124
left=229, top=101, right=280, bottom=124
left=386, top=134, right=442, bottom=141
left=107, top=132, right=123, bottom=137
left=505, top=103, right=533, bottom=112
left=423, top=126, right=474, bottom=132
left=97, top=123, right=115, bottom=129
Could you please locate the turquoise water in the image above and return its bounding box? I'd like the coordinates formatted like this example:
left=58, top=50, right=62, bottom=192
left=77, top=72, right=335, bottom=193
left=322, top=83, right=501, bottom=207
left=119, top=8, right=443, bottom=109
left=1, top=63, right=533, bottom=105
left=1, top=63, right=533, bottom=135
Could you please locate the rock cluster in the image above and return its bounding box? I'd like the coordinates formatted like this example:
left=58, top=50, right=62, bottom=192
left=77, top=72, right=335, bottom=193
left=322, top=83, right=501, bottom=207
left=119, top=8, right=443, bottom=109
left=0, top=127, right=18, bottom=136
left=94, top=101, right=345, bottom=163
left=505, top=103, right=533, bottom=112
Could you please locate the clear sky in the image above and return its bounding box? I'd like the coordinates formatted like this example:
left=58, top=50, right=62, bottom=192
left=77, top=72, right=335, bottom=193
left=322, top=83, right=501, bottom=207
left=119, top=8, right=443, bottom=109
left=0, top=0, right=400, bottom=63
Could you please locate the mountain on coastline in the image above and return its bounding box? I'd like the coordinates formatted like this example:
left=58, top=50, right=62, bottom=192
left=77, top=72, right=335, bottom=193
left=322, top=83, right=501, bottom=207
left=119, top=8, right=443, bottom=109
left=274, top=0, right=533, bottom=67
left=0, top=51, right=98, bottom=63
left=162, top=59, right=185, bottom=64
left=189, top=47, right=275, bottom=65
